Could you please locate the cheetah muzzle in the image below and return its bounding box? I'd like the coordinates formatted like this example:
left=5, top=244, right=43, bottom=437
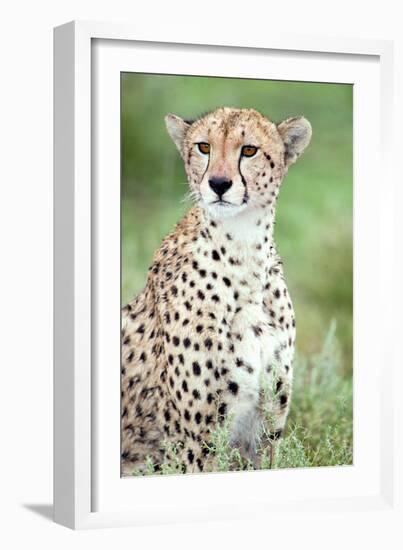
left=121, top=107, right=312, bottom=475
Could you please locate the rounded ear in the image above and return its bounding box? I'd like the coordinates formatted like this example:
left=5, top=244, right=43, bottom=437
left=277, top=116, right=312, bottom=167
left=165, top=114, right=191, bottom=154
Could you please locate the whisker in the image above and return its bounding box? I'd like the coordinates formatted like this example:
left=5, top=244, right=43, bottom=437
left=181, top=190, right=201, bottom=205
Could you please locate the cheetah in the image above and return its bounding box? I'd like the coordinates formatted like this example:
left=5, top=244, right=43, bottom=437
left=121, top=107, right=312, bottom=475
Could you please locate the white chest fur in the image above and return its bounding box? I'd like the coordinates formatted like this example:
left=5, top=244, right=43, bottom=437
left=191, top=207, right=290, bottom=462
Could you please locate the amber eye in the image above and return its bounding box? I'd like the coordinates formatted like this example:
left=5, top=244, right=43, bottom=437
left=197, top=142, right=210, bottom=154
left=241, top=145, right=258, bottom=157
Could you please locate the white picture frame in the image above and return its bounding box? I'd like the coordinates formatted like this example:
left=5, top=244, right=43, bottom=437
left=54, top=20, right=400, bottom=532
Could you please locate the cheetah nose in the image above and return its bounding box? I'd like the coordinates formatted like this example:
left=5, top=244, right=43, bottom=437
left=208, top=177, right=233, bottom=198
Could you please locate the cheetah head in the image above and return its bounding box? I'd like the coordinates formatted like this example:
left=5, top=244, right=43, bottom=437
left=165, top=107, right=311, bottom=219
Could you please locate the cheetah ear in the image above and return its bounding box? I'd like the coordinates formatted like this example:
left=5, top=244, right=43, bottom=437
left=165, top=114, right=191, bottom=155
left=277, top=116, right=312, bottom=167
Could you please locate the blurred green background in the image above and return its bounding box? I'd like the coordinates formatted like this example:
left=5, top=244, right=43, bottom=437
left=121, top=73, right=353, bottom=468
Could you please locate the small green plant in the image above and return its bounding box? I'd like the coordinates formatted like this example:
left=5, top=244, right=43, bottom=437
left=159, top=441, right=186, bottom=475
left=203, top=416, right=254, bottom=472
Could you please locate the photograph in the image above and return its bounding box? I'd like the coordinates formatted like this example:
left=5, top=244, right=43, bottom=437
left=120, top=73, right=353, bottom=476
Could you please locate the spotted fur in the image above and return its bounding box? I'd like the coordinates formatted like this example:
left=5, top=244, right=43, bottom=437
left=121, top=107, right=312, bottom=474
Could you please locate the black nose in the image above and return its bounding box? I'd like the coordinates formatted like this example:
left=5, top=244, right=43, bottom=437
left=208, top=177, right=233, bottom=198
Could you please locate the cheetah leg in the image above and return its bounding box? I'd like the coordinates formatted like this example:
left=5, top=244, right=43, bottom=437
left=226, top=306, right=275, bottom=466
left=259, top=333, right=294, bottom=464
left=228, top=302, right=294, bottom=468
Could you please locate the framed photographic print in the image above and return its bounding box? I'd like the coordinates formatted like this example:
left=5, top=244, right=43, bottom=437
left=54, top=21, right=400, bottom=532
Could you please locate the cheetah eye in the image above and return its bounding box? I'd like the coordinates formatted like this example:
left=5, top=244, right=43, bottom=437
left=197, top=142, right=210, bottom=154
left=241, top=145, right=258, bottom=157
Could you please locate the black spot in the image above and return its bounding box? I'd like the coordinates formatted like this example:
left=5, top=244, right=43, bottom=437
left=195, top=412, right=202, bottom=424
left=197, top=290, right=205, bottom=300
left=207, top=393, right=214, bottom=404
left=196, top=324, right=203, bottom=333
left=252, top=325, right=262, bottom=337
left=218, top=403, right=227, bottom=417
left=192, top=389, right=201, bottom=399
left=222, top=277, right=231, bottom=287
left=212, top=250, right=220, bottom=261
left=172, top=336, right=180, bottom=346
left=164, top=410, right=171, bottom=421
left=199, top=269, right=207, bottom=278
left=139, top=351, right=147, bottom=362
left=183, top=337, right=191, bottom=348
left=211, top=295, right=220, bottom=303
left=228, top=381, right=239, bottom=395
left=184, top=409, right=191, bottom=421
left=182, top=380, right=189, bottom=392
left=187, top=449, right=194, bottom=463
left=280, top=394, right=288, bottom=406
left=274, top=288, right=281, bottom=299
left=204, top=338, right=213, bottom=350
left=192, top=361, right=201, bottom=376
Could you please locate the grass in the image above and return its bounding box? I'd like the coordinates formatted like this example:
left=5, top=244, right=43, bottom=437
left=131, top=324, right=353, bottom=475
left=121, top=74, right=353, bottom=473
